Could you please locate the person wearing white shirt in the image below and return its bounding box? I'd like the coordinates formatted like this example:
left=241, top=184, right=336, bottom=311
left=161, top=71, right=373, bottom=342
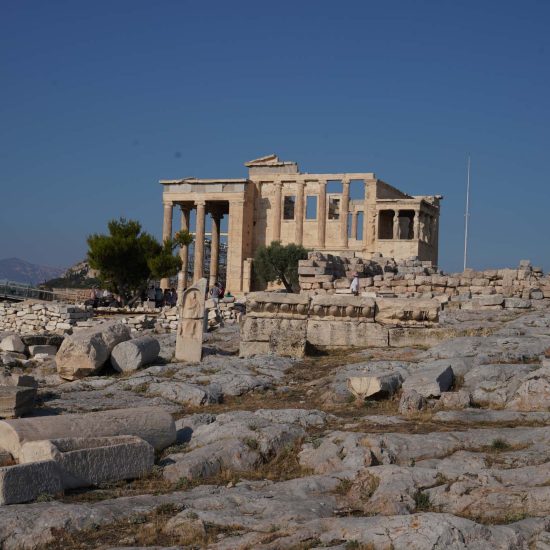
left=350, top=272, right=359, bottom=295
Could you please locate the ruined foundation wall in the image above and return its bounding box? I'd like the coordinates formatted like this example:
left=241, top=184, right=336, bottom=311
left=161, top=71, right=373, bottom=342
left=240, top=292, right=441, bottom=357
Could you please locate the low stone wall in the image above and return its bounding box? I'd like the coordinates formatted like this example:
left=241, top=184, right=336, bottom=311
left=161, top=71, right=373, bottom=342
left=0, top=302, right=93, bottom=334
left=240, top=292, right=441, bottom=358
left=299, top=254, right=549, bottom=307
left=156, top=299, right=245, bottom=333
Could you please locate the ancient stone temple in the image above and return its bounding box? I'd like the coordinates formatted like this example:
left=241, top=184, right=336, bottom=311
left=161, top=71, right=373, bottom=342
left=160, top=154, right=442, bottom=293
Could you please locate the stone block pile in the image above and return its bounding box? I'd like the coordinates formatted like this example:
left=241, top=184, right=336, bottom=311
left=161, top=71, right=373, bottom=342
left=118, top=314, right=156, bottom=331
left=299, top=254, right=549, bottom=310
left=0, top=334, right=48, bottom=418
left=0, top=406, right=175, bottom=504
left=298, top=252, right=439, bottom=292
left=156, top=299, right=245, bottom=333
left=207, top=297, right=246, bottom=328
left=155, top=306, right=179, bottom=332
left=0, top=302, right=92, bottom=334
left=55, top=322, right=160, bottom=379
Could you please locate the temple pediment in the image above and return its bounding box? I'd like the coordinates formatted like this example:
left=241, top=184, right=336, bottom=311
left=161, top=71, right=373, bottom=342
left=245, top=154, right=299, bottom=174
left=245, top=154, right=282, bottom=167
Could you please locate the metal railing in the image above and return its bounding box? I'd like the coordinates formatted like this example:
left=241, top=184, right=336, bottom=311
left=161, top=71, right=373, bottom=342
left=0, top=280, right=54, bottom=302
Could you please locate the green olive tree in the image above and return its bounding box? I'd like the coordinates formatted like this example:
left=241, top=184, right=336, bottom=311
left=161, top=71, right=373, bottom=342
left=87, top=218, right=193, bottom=302
left=253, top=241, right=308, bottom=293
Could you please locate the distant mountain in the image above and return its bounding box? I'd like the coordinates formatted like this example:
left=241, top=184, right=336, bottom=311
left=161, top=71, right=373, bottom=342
left=0, top=257, right=65, bottom=286
left=43, top=259, right=100, bottom=289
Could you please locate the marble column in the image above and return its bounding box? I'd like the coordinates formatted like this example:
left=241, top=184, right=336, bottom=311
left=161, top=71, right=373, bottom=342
left=413, top=209, right=420, bottom=240
left=272, top=182, right=282, bottom=242
left=160, top=201, right=173, bottom=290
left=350, top=211, right=358, bottom=241
left=295, top=182, right=305, bottom=245
left=177, top=206, right=190, bottom=303
left=433, top=215, right=440, bottom=265
left=209, top=211, right=221, bottom=287
left=227, top=200, right=245, bottom=293
left=363, top=180, right=371, bottom=251
left=193, top=201, right=206, bottom=283
left=318, top=180, right=327, bottom=248
left=393, top=210, right=400, bottom=240
left=341, top=179, right=350, bottom=248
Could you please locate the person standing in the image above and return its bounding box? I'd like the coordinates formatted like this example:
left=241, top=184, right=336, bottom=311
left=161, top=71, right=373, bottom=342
left=154, top=286, right=164, bottom=308
left=209, top=282, right=223, bottom=325
left=350, top=272, right=360, bottom=296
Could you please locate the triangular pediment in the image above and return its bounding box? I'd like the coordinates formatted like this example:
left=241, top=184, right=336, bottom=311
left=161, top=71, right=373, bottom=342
left=244, top=154, right=280, bottom=167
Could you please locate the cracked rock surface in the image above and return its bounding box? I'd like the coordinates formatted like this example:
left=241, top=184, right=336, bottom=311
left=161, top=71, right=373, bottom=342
left=3, top=308, right=550, bottom=549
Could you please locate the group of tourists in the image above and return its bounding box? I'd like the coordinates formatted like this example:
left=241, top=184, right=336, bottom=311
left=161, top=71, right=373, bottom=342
left=87, top=287, right=121, bottom=308
left=87, top=280, right=229, bottom=310
left=145, top=285, right=178, bottom=308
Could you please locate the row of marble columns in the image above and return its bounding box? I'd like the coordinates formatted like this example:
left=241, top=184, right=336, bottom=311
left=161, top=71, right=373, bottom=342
left=272, top=179, right=360, bottom=248
left=161, top=201, right=223, bottom=293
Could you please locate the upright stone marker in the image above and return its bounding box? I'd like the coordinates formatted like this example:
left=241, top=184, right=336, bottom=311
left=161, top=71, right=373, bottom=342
left=176, top=278, right=207, bottom=362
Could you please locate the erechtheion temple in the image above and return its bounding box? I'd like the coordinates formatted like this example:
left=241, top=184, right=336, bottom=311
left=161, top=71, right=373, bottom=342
left=160, top=154, right=442, bottom=293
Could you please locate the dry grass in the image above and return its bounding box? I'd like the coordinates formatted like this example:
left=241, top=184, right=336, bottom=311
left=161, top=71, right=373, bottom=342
left=60, top=468, right=174, bottom=503
left=38, top=503, right=246, bottom=549
left=213, top=438, right=313, bottom=484
left=63, top=437, right=312, bottom=505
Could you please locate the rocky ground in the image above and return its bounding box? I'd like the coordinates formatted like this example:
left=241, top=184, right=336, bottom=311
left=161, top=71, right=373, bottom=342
left=2, top=307, right=550, bottom=549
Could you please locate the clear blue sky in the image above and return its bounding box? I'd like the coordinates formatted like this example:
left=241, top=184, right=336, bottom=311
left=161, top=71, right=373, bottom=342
left=1, top=0, right=548, bottom=273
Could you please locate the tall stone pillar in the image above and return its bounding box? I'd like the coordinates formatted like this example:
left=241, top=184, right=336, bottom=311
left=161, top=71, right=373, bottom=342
left=350, top=211, right=358, bottom=241
left=318, top=180, right=327, bottom=248
left=272, top=182, right=282, bottom=242
left=413, top=209, right=420, bottom=240
left=393, top=210, right=400, bottom=240
left=227, top=200, right=245, bottom=293
left=193, top=201, right=206, bottom=283
left=209, top=211, right=221, bottom=287
left=177, top=206, right=191, bottom=303
left=363, top=180, right=372, bottom=252
left=433, top=214, right=440, bottom=265
left=341, top=179, right=350, bottom=248
left=160, top=201, right=173, bottom=290
left=295, top=182, right=305, bottom=245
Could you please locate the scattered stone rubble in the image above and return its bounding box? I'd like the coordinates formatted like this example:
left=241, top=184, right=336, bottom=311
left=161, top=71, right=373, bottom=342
left=55, top=322, right=132, bottom=380
left=1, top=270, right=550, bottom=549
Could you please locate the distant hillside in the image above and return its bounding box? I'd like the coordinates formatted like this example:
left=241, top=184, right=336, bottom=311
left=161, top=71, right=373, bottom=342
left=0, top=257, right=65, bottom=286
left=44, top=259, right=100, bottom=289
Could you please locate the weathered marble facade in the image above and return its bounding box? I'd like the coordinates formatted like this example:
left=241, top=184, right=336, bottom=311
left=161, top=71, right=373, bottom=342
left=160, top=154, right=441, bottom=294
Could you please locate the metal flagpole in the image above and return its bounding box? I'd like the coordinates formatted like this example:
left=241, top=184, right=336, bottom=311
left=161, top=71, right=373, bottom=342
left=463, top=155, right=471, bottom=271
